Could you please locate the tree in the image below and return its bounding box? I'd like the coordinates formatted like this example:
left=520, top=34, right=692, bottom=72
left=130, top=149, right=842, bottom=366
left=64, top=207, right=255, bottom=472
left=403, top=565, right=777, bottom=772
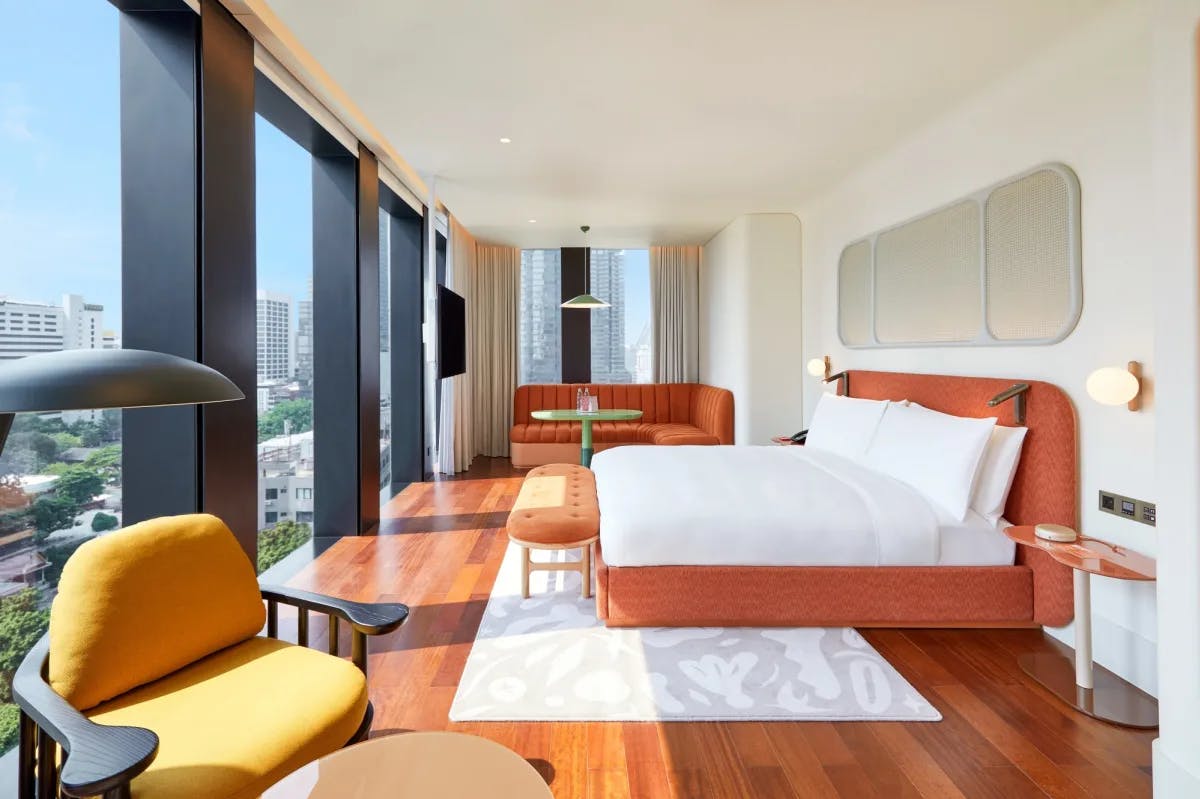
left=0, top=589, right=50, bottom=704
left=257, top=520, right=311, bottom=574
left=0, top=436, right=38, bottom=478
left=12, top=415, right=64, bottom=436
left=257, top=399, right=313, bottom=443
left=0, top=476, right=27, bottom=513
left=98, top=409, right=121, bottom=442
left=0, top=702, right=18, bottom=755
left=50, top=432, right=82, bottom=452
left=83, top=445, right=122, bottom=481
left=25, top=433, right=58, bottom=468
left=68, top=420, right=103, bottom=447
left=53, top=466, right=105, bottom=506
left=31, top=496, right=79, bottom=541
left=41, top=536, right=93, bottom=586
left=91, top=512, right=119, bottom=532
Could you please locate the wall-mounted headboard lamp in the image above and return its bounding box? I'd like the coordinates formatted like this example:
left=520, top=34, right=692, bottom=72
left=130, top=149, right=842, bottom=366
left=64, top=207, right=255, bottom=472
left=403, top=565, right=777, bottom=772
left=987, top=383, right=1031, bottom=426
left=807, top=355, right=849, bottom=396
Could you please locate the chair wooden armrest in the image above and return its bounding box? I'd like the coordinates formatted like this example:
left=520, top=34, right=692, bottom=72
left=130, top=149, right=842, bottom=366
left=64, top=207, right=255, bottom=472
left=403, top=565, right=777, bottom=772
left=13, top=636, right=159, bottom=799
left=259, top=584, right=408, bottom=675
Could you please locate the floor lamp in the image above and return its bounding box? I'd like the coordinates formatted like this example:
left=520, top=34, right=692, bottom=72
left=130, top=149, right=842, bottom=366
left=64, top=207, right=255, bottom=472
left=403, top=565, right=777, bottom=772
left=0, top=349, right=244, bottom=461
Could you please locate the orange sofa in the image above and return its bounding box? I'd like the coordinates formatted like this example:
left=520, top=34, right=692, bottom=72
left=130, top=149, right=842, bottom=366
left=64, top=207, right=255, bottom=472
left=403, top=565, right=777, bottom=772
left=511, top=383, right=734, bottom=468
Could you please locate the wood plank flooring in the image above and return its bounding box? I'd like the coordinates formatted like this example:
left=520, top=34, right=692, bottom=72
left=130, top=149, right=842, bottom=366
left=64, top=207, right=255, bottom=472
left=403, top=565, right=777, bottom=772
left=282, top=457, right=1155, bottom=798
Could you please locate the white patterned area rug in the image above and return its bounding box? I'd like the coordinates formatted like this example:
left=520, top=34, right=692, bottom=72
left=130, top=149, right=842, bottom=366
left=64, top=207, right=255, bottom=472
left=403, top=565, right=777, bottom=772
left=448, top=544, right=940, bottom=722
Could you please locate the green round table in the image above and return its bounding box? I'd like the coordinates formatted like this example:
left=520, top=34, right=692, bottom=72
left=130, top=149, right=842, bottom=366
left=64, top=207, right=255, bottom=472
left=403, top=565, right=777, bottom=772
left=530, top=408, right=643, bottom=467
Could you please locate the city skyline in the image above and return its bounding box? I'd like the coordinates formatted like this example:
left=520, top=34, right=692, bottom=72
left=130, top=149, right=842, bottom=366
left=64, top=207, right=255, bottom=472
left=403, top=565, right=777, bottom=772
left=589, top=249, right=632, bottom=383
left=519, top=248, right=652, bottom=385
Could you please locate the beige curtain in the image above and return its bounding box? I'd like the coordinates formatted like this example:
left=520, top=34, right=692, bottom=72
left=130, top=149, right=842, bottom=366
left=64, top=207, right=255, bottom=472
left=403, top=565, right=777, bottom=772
left=465, top=243, right=520, bottom=459
left=448, top=217, right=477, bottom=472
left=650, top=245, right=701, bottom=383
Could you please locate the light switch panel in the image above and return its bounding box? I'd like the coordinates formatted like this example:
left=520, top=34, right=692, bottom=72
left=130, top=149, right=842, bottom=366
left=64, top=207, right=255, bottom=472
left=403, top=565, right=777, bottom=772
left=1099, top=490, right=1156, bottom=527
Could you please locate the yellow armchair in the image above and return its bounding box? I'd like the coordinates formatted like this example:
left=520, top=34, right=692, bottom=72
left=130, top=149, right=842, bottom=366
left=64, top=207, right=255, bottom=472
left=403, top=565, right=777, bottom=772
left=12, top=514, right=407, bottom=799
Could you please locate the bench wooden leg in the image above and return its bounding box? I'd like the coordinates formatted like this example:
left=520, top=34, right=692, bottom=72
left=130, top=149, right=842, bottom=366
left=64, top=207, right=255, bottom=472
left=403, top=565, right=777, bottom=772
left=520, top=545, right=531, bottom=599
left=581, top=542, right=592, bottom=599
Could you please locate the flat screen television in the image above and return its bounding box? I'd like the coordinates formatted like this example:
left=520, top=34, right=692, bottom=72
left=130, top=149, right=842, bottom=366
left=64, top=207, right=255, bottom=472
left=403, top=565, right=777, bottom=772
left=437, top=285, right=466, bottom=379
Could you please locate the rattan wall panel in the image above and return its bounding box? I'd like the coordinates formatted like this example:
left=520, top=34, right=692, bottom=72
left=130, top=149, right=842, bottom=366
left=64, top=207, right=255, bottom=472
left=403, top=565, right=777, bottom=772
left=836, top=163, right=1081, bottom=348
left=874, top=200, right=981, bottom=343
left=985, top=169, right=1074, bottom=340
left=837, top=241, right=872, bottom=346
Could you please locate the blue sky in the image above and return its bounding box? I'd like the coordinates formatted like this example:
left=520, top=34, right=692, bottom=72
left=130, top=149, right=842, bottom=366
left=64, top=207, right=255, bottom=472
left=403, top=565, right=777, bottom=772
left=0, top=1, right=314, bottom=335
left=1, top=1, right=123, bottom=326
left=621, top=249, right=650, bottom=342
left=0, top=0, right=643, bottom=341
left=256, top=116, right=315, bottom=313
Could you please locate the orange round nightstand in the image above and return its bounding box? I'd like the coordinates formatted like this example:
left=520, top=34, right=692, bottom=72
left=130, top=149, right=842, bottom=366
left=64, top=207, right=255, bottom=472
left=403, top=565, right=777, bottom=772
left=1004, top=526, right=1157, bottom=729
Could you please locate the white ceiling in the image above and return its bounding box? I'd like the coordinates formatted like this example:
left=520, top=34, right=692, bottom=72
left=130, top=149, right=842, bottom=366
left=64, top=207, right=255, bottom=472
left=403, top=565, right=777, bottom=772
left=264, top=0, right=1111, bottom=248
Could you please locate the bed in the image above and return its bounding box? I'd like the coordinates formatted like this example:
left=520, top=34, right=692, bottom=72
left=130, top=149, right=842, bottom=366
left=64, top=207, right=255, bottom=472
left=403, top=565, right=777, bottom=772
left=591, top=370, right=1077, bottom=628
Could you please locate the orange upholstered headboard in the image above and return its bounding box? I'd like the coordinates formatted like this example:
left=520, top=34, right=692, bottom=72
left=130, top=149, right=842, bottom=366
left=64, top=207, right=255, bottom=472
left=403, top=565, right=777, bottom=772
left=847, top=370, right=1078, bottom=625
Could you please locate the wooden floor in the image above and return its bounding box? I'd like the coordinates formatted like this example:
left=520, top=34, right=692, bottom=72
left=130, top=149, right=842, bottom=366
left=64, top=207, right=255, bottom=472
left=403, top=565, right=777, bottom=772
left=284, top=457, right=1155, bottom=798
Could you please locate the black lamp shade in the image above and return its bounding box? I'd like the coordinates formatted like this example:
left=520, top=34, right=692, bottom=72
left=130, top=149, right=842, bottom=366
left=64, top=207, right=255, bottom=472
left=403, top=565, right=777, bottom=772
left=0, top=349, right=244, bottom=414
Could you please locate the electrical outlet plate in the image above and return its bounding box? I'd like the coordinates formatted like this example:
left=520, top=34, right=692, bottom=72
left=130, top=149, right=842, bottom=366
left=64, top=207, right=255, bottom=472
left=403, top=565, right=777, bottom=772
left=1098, top=490, right=1156, bottom=527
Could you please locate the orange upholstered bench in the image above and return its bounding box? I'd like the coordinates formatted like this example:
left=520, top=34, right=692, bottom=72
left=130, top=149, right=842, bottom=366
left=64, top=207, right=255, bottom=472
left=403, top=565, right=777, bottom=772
left=506, top=464, right=600, bottom=599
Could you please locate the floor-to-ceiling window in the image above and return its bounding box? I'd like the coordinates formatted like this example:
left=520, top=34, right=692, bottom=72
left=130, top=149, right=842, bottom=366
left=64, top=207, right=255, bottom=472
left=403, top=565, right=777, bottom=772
left=379, top=207, right=392, bottom=497
left=590, top=248, right=651, bottom=383
left=380, top=192, right=425, bottom=493
left=518, top=247, right=652, bottom=385
left=0, top=0, right=121, bottom=755
left=254, top=113, right=315, bottom=574
left=519, top=249, right=563, bottom=384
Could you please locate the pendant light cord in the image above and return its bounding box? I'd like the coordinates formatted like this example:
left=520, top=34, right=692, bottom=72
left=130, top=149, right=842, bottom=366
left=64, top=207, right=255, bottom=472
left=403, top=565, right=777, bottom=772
left=581, top=224, right=591, bottom=293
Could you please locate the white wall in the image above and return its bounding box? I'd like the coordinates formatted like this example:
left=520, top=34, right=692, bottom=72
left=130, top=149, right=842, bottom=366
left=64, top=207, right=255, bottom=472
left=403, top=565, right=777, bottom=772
left=797, top=3, right=1159, bottom=693
left=700, top=213, right=802, bottom=444
left=1151, top=1, right=1200, bottom=794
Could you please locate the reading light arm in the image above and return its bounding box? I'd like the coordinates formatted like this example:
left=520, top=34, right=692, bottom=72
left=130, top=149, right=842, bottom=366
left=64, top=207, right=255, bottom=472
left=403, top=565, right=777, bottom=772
left=987, top=383, right=1031, bottom=426
left=824, top=371, right=850, bottom=397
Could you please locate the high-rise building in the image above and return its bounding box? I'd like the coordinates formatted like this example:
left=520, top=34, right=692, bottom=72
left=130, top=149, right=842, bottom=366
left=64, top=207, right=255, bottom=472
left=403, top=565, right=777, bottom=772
left=518, top=249, right=563, bottom=384
left=62, top=294, right=105, bottom=351
left=256, top=290, right=293, bottom=382
left=0, top=294, right=107, bottom=361
left=588, top=249, right=631, bottom=383
left=295, top=279, right=314, bottom=393
left=629, top=320, right=653, bottom=383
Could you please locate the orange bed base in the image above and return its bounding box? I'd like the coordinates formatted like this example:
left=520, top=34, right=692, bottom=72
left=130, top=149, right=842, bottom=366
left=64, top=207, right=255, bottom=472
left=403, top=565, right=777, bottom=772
left=594, top=370, right=1078, bottom=628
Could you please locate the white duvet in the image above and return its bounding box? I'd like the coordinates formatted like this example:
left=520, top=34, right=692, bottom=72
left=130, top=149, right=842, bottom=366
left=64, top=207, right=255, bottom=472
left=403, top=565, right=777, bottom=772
left=592, top=445, right=1010, bottom=568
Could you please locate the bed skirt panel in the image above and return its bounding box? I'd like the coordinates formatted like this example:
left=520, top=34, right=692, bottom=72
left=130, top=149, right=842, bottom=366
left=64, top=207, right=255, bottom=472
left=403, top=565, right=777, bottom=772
left=594, top=544, right=1042, bottom=628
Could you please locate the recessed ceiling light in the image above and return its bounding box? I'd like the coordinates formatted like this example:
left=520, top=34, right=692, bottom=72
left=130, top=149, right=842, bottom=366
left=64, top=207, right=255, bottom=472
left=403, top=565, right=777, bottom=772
left=499, top=137, right=512, bottom=144
left=528, top=219, right=537, bottom=223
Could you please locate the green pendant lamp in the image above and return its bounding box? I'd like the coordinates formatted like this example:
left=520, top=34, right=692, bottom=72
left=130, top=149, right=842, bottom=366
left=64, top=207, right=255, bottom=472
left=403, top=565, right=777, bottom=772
left=561, top=225, right=610, bottom=309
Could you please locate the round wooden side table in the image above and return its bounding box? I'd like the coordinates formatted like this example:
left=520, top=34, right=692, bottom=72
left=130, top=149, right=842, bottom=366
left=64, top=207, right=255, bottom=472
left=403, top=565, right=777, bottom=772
left=1004, top=525, right=1157, bottom=728
left=263, top=732, right=554, bottom=798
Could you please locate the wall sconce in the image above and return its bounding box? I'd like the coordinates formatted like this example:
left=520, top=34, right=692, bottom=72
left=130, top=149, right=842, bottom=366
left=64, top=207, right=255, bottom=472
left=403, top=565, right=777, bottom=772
left=987, top=383, right=1031, bottom=426
left=1086, top=361, right=1142, bottom=411
left=806, top=356, right=831, bottom=380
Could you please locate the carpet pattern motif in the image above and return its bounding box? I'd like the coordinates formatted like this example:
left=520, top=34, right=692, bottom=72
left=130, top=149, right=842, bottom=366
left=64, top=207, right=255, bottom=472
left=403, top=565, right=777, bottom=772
left=449, top=544, right=941, bottom=722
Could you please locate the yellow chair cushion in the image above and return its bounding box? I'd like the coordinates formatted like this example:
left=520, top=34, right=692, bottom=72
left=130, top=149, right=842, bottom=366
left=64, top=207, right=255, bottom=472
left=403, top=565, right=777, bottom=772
left=50, top=513, right=266, bottom=710
left=86, top=636, right=368, bottom=799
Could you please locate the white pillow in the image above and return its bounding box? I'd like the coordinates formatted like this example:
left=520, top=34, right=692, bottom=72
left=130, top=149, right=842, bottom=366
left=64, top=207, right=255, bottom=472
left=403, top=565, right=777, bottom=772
left=970, top=425, right=1028, bottom=524
left=805, top=393, right=890, bottom=461
left=863, top=403, right=996, bottom=521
